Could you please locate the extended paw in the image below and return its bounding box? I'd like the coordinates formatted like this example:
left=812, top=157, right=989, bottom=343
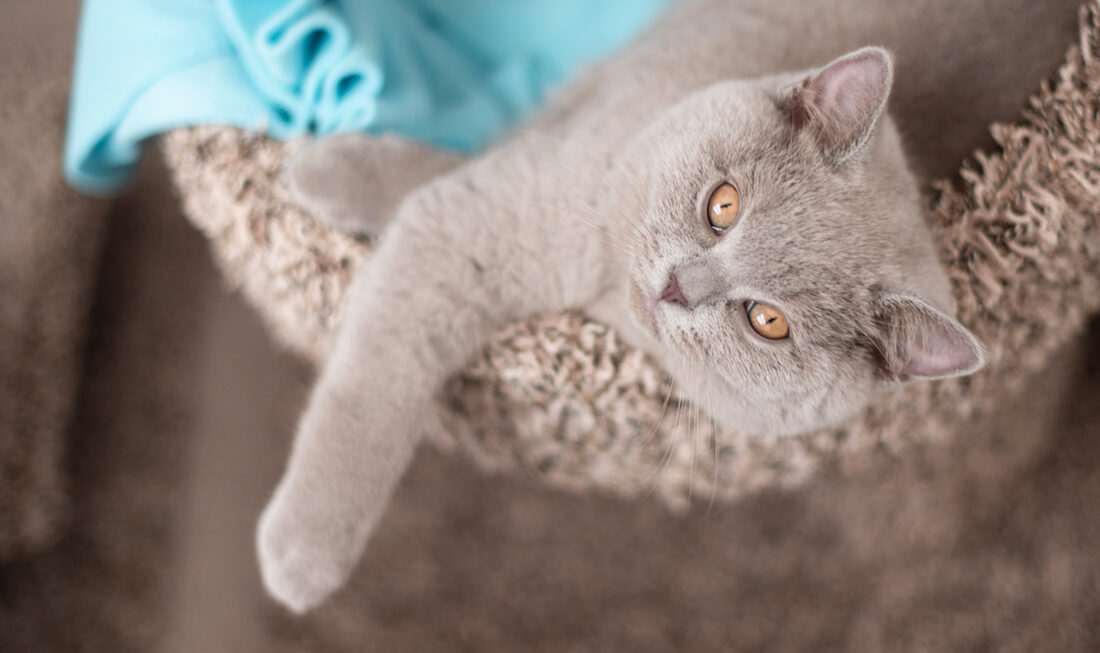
left=256, top=485, right=364, bottom=613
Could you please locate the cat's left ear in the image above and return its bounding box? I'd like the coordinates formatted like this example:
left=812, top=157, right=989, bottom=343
left=871, top=294, right=985, bottom=382
left=782, top=47, right=894, bottom=163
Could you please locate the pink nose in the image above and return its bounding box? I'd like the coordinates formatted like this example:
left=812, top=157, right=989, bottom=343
left=659, top=273, right=688, bottom=307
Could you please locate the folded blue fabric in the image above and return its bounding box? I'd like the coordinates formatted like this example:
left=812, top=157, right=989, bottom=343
left=64, top=0, right=675, bottom=195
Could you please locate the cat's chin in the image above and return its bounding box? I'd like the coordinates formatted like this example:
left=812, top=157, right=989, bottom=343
left=625, top=278, right=709, bottom=369
left=675, top=360, right=873, bottom=438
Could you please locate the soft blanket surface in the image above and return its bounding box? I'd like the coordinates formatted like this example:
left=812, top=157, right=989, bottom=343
left=64, top=0, right=674, bottom=194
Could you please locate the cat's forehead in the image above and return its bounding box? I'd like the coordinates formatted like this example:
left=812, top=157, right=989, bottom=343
left=645, top=85, right=833, bottom=207
left=651, top=83, right=793, bottom=163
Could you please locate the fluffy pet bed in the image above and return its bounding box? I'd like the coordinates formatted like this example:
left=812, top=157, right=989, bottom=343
left=162, top=5, right=1100, bottom=508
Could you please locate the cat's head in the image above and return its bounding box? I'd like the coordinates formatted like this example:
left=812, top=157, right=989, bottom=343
left=623, top=47, right=984, bottom=436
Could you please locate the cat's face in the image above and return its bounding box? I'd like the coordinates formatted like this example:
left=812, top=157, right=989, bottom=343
left=623, top=48, right=984, bottom=436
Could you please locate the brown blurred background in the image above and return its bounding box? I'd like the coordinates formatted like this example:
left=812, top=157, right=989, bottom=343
left=1, top=2, right=1099, bottom=652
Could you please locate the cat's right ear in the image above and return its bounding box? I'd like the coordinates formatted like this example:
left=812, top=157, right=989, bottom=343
left=781, top=47, right=894, bottom=164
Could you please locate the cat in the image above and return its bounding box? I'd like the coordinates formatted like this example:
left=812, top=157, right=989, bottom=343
left=258, top=0, right=1083, bottom=612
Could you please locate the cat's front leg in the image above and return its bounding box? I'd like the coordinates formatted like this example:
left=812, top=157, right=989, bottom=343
left=256, top=241, right=458, bottom=611
left=256, top=357, right=427, bottom=612
left=257, top=162, right=604, bottom=611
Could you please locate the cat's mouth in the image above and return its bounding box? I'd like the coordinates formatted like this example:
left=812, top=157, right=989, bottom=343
left=628, top=276, right=687, bottom=345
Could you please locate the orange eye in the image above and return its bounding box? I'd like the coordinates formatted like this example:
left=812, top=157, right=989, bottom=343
left=747, top=301, right=789, bottom=340
left=707, top=183, right=740, bottom=233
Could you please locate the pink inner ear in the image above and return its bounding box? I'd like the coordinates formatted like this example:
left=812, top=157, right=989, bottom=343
left=790, top=48, right=892, bottom=157
left=902, top=327, right=982, bottom=378
left=884, top=296, right=984, bottom=381
left=814, top=57, right=882, bottom=114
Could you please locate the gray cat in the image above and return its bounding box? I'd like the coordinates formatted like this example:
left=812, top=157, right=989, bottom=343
left=258, top=0, right=1082, bottom=612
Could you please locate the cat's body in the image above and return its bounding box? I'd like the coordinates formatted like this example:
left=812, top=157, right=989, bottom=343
left=261, top=0, right=1084, bottom=612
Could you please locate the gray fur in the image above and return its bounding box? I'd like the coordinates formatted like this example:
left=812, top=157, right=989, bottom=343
left=260, top=0, right=1081, bottom=612
left=288, top=132, right=465, bottom=234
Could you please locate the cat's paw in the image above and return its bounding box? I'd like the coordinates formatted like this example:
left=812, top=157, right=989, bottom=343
left=256, top=486, right=363, bottom=613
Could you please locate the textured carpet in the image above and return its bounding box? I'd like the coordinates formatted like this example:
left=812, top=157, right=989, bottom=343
left=0, top=0, right=110, bottom=559
left=2, top=3, right=1099, bottom=652
left=2, top=151, right=1098, bottom=653
left=268, top=325, right=1100, bottom=653
left=3, top=180, right=1098, bottom=650
left=0, top=155, right=209, bottom=652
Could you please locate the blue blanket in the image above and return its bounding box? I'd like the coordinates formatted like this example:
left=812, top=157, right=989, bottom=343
left=64, top=0, right=674, bottom=195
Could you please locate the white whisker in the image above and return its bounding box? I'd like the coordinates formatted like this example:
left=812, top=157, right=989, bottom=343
left=646, top=373, right=685, bottom=492
left=640, top=373, right=676, bottom=448
left=688, top=394, right=699, bottom=503
left=705, top=370, right=721, bottom=515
